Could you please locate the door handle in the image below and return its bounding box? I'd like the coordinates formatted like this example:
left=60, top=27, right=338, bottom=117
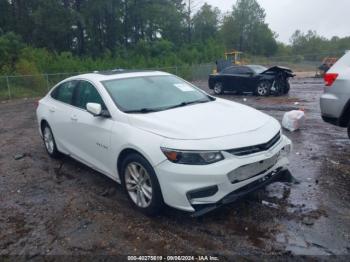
left=70, top=115, right=78, bottom=121
left=49, top=108, right=55, bottom=113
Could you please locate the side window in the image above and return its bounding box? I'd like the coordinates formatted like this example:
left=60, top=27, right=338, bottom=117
left=239, top=67, right=253, bottom=74
left=222, top=67, right=239, bottom=74
left=51, top=81, right=76, bottom=104
left=74, top=81, right=106, bottom=110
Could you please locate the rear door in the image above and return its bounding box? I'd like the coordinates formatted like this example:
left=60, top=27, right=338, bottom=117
left=49, top=80, right=78, bottom=153
left=69, top=80, right=115, bottom=176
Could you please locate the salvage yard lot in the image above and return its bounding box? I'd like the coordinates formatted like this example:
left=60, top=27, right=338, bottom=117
left=0, top=77, right=350, bottom=257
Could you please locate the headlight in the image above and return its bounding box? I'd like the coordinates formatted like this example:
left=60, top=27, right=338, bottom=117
left=161, top=148, right=224, bottom=165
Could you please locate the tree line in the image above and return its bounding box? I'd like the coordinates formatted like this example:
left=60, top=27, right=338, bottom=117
left=0, top=0, right=349, bottom=75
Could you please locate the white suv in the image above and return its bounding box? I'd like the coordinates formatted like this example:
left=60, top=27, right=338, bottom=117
left=36, top=70, right=292, bottom=216
left=320, top=51, right=350, bottom=138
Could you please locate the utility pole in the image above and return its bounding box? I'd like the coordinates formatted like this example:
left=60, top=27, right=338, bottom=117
left=187, top=0, right=192, bottom=43
left=187, top=0, right=199, bottom=43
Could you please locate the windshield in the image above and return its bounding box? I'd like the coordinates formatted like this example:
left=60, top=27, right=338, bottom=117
left=102, top=75, right=212, bottom=113
left=247, top=65, right=268, bottom=74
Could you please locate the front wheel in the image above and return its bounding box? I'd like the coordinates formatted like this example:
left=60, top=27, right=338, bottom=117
left=213, top=82, right=224, bottom=95
left=283, top=81, right=290, bottom=94
left=255, top=81, right=271, bottom=96
left=121, top=153, right=164, bottom=216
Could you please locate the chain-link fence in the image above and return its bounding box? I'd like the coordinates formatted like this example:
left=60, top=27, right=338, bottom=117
left=0, top=64, right=216, bottom=101
left=0, top=72, right=81, bottom=101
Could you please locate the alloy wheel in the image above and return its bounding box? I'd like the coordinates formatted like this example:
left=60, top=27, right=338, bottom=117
left=257, top=82, right=269, bottom=96
left=125, top=162, right=153, bottom=208
left=43, top=127, right=55, bottom=154
left=214, top=83, right=223, bottom=94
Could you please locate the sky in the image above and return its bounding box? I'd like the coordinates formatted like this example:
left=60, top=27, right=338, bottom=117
left=204, top=0, right=350, bottom=44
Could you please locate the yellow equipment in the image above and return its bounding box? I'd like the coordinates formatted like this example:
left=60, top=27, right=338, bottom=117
left=213, top=50, right=244, bottom=74
left=224, top=50, right=243, bottom=65
left=316, top=57, right=338, bottom=78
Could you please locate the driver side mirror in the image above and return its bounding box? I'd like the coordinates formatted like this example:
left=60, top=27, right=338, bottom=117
left=86, top=103, right=102, bottom=116
left=87, top=103, right=111, bottom=118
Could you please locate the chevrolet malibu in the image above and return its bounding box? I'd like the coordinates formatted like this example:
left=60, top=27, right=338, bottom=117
left=36, top=70, right=292, bottom=216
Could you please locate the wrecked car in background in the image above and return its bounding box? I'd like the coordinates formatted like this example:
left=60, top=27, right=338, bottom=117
left=209, top=65, right=295, bottom=96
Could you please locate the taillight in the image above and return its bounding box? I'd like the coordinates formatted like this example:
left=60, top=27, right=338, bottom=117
left=324, top=73, right=338, bottom=87
left=35, top=100, right=39, bottom=108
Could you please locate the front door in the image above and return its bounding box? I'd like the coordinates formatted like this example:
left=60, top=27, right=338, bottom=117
left=69, top=80, right=115, bottom=177
left=238, top=67, right=255, bottom=92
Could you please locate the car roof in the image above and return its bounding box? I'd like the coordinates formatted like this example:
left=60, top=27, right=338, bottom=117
left=64, top=70, right=171, bottom=82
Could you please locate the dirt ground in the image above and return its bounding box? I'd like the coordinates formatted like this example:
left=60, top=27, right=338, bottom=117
left=0, top=77, right=350, bottom=258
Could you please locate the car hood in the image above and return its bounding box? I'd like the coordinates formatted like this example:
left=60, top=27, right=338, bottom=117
left=261, top=66, right=295, bottom=77
left=127, top=99, right=273, bottom=140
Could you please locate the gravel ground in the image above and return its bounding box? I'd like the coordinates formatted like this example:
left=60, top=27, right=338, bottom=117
left=0, top=77, right=350, bottom=259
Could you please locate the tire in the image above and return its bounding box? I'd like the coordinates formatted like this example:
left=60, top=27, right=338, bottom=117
left=42, top=124, right=61, bottom=159
left=121, top=153, right=164, bottom=216
left=213, top=82, right=224, bottom=95
left=348, top=122, right=350, bottom=139
left=255, top=81, right=271, bottom=96
left=283, top=81, right=290, bottom=94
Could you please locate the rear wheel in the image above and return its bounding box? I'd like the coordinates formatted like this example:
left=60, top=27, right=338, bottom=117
left=121, top=153, right=164, bottom=216
left=213, top=82, right=224, bottom=95
left=255, top=81, right=271, bottom=96
left=42, top=124, right=61, bottom=158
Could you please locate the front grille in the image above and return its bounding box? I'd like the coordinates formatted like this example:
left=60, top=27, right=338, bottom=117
left=226, top=132, right=281, bottom=156
left=227, top=153, right=279, bottom=183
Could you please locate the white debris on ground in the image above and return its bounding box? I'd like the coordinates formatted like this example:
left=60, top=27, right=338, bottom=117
left=282, top=110, right=306, bottom=132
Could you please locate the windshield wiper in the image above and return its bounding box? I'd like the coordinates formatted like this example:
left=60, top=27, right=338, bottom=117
left=124, top=108, right=162, bottom=114
left=124, top=98, right=214, bottom=114
left=165, top=99, right=211, bottom=110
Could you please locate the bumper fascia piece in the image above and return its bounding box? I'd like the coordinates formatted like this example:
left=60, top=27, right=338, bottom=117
left=191, top=166, right=289, bottom=217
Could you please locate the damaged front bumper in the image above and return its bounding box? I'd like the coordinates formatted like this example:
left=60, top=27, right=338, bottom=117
left=155, top=135, right=292, bottom=216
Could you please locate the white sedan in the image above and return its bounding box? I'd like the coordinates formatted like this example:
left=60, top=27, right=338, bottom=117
left=36, top=70, right=292, bottom=216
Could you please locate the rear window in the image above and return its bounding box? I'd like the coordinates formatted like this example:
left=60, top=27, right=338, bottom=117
left=51, top=81, right=77, bottom=104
